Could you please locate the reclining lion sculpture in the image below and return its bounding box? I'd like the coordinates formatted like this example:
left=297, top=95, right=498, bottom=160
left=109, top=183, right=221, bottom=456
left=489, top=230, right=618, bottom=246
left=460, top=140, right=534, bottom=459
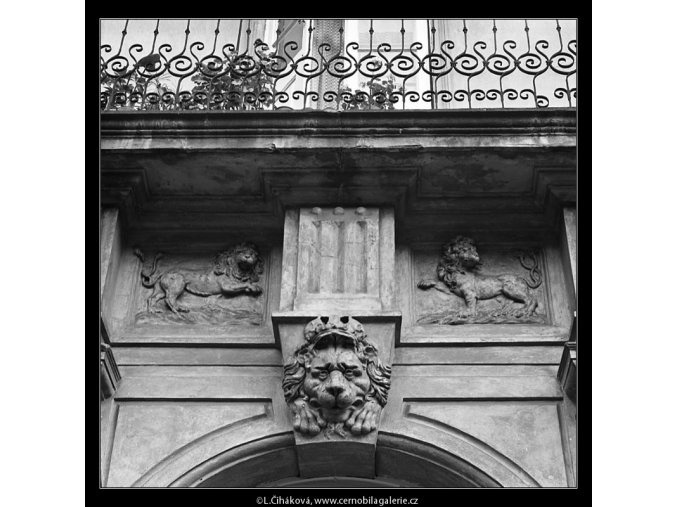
left=133, top=242, right=264, bottom=316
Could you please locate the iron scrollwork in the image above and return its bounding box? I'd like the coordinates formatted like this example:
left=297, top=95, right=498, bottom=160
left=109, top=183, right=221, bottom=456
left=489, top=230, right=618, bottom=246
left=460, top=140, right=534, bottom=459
left=101, top=19, right=577, bottom=111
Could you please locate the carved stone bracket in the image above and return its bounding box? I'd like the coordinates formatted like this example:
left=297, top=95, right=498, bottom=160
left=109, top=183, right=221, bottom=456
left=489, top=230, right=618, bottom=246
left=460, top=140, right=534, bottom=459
left=275, top=205, right=399, bottom=477
left=273, top=312, right=400, bottom=478
left=282, top=316, right=391, bottom=438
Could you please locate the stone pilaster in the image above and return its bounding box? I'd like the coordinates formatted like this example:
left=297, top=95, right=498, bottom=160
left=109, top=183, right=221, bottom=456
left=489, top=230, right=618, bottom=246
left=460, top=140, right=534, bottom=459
left=100, top=343, right=121, bottom=400
left=562, top=207, right=577, bottom=296
left=275, top=206, right=399, bottom=478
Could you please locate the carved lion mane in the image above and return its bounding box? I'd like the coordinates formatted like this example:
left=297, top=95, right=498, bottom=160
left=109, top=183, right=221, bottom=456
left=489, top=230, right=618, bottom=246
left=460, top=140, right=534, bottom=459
left=438, top=235, right=482, bottom=281
left=282, top=337, right=391, bottom=408
left=282, top=316, right=391, bottom=437
left=427, top=235, right=542, bottom=318
left=213, top=241, right=264, bottom=282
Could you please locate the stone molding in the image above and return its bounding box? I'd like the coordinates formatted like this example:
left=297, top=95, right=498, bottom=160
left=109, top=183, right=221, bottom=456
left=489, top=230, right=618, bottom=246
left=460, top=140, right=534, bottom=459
left=557, top=315, right=577, bottom=402
left=101, top=109, right=576, bottom=139
left=100, top=343, right=121, bottom=399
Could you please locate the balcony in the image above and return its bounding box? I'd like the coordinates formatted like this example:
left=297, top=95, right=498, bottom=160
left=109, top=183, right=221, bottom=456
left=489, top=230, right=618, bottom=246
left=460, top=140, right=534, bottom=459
left=100, top=19, right=577, bottom=112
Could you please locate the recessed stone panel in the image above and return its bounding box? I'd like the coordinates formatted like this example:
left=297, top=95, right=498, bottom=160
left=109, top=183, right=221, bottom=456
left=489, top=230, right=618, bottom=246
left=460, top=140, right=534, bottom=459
left=394, top=239, right=573, bottom=344
left=404, top=401, right=568, bottom=487
left=107, top=401, right=271, bottom=487
left=413, top=245, right=549, bottom=326
left=103, top=238, right=282, bottom=345
left=132, top=247, right=266, bottom=327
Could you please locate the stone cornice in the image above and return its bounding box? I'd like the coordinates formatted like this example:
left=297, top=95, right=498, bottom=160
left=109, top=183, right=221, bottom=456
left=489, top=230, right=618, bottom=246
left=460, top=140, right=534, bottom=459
left=101, top=108, right=576, bottom=139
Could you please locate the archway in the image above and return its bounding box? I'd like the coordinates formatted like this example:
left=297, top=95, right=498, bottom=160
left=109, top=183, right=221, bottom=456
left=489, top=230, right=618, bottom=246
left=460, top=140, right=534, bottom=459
left=172, top=432, right=501, bottom=488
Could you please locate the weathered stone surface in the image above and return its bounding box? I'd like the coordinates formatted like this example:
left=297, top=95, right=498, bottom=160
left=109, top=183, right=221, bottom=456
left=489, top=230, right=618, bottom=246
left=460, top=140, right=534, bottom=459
left=113, top=347, right=283, bottom=366
left=403, top=401, right=568, bottom=487
left=133, top=242, right=264, bottom=322
left=558, top=340, right=577, bottom=402
left=393, top=345, right=563, bottom=365
left=284, top=207, right=395, bottom=312
left=417, top=236, right=546, bottom=325
left=104, top=364, right=293, bottom=487
left=275, top=313, right=399, bottom=478
left=104, top=242, right=283, bottom=346
left=101, top=208, right=121, bottom=298
left=397, top=241, right=573, bottom=344
left=100, top=343, right=121, bottom=400
left=107, top=401, right=270, bottom=487
left=101, top=208, right=123, bottom=339
left=99, top=106, right=576, bottom=487
left=378, top=363, right=570, bottom=487
left=282, top=316, right=391, bottom=439
left=563, top=207, right=577, bottom=295
left=102, top=110, right=575, bottom=248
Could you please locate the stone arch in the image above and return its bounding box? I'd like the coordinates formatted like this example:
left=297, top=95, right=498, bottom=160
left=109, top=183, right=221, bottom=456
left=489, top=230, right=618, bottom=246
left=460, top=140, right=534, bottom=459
left=143, top=428, right=533, bottom=487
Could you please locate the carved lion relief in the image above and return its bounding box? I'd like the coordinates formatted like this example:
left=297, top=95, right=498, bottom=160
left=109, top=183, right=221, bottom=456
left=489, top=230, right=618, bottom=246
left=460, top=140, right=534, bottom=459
left=417, top=236, right=545, bottom=325
left=133, top=242, right=264, bottom=324
left=283, top=316, right=391, bottom=439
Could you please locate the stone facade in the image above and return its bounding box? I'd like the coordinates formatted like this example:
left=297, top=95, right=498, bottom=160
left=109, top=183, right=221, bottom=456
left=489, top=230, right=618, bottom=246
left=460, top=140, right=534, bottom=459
left=100, top=109, right=576, bottom=487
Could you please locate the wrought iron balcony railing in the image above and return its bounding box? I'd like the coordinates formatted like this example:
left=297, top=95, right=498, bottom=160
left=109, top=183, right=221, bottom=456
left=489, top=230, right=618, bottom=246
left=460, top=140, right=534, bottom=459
left=100, top=19, right=576, bottom=112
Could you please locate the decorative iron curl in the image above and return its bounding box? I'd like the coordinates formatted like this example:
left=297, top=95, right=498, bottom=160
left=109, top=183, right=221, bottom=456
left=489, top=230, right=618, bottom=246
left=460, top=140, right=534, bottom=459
left=453, top=89, right=471, bottom=106
left=161, top=91, right=176, bottom=107
left=372, top=92, right=390, bottom=106
left=358, top=52, right=388, bottom=80
left=389, top=52, right=419, bottom=79
left=550, top=51, right=576, bottom=75
left=437, top=90, right=453, bottom=104
left=326, top=54, right=357, bottom=80
left=198, top=55, right=228, bottom=79
left=101, top=21, right=576, bottom=111
left=101, top=54, right=134, bottom=79
left=469, top=89, right=487, bottom=104
left=484, top=89, right=502, bottom=105
left=406, top=90, right=422, bottom=103
left=421, top=52, right=452, bottom=78
left=421, top=90, right=435, bottom=104
left=274, top=91, right=291, bottom=104
left=353, top=90, right=370, bottom=104
left=294, top=54, right=324, bottom=79
left=167, top=53, right=197, bottom=78
left=454, top=51, right=484, bottom=77
left=519, top=88, right=549, bottom=108
left=516, top=48, right=548, bottom=76
left=322, top=91, right=339, bottom=104
left=486, top=53, right=516, bottom=76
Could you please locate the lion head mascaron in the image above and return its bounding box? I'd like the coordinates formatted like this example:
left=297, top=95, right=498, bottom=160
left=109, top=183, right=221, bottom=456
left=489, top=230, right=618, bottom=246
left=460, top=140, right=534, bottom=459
left=282, top=316, right=391, bottom=438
